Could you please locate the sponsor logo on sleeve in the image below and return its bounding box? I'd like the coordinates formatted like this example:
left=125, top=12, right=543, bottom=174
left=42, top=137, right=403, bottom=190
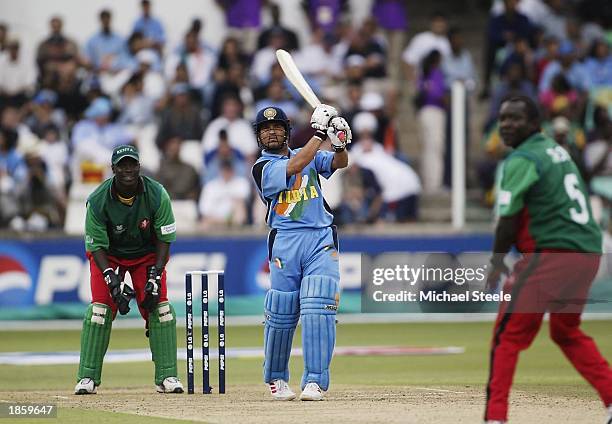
left=160, top=222, right=176, bottom=235
left=498, top=190, right=511, bottom=206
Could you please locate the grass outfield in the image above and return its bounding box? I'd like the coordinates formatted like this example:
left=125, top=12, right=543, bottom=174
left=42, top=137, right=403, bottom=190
left=1, top=320, right=611, bottom=422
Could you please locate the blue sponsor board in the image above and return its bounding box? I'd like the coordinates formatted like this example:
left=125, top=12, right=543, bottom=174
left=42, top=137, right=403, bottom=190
left=0, top=234, right=493, bottom=315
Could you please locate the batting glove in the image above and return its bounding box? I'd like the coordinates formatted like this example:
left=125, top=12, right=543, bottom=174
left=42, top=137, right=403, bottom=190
left=327, top=117, right=352, bottom=152
left=310, top=104, right=338, bottom=131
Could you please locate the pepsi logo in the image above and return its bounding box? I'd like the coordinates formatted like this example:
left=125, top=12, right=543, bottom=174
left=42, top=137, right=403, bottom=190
left=0, top=255, right=32, bottom=293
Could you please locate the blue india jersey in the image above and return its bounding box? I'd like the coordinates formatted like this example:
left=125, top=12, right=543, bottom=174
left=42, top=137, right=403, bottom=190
left=251, top=148, right=336, bottom=230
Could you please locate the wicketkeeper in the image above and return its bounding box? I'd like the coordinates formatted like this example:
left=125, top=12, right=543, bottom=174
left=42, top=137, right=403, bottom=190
left=75, top=145, right=183, bottom=394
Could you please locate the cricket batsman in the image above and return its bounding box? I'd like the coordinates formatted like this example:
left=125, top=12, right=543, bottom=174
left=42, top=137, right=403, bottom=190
left=251, top=105, right=351, bottom=400
left=74, top=145, right=183, bottom=394
left=484, top=96, right=612, bottom=423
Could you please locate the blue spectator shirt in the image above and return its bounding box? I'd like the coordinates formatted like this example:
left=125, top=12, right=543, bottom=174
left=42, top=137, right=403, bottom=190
left=538, top=61, right=590, bottom=93
left=132, top=16, right=166, bottom=45
left=583, top=56, right=612, bottom=87
left=251, top=148, right=335, bottom=230
left=85, top=31, right=126, bottom=71
left=71, top=120, right=132, bottom=151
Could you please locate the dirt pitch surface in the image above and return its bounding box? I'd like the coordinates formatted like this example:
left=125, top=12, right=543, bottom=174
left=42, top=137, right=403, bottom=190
left=3, top=385, right=604, bottom=423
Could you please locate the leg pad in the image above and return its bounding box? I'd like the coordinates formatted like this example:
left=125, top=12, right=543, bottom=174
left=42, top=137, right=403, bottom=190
left=77, top=303, right=113, bottom=386
left=264, top=289, right=300, bottom=383
left=149, top=302, right=178, bottom=385
left=300, top=275, right=339, bottom=391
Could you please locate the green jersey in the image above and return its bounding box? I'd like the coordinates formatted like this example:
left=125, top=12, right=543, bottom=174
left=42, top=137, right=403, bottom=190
left=497, top=133, right=601, bottom=253
left=85, top=176, right=176, bottom=258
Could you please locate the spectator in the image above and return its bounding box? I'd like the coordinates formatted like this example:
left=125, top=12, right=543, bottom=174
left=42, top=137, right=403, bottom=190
left=498, top=36, right=536, bottom=83
left=340, top=81, right=364, bottom=127
left=53, top=60, right=89, bottom=122
left=294, top=28, right=339, bottom=88
left=0, top=23, right=8, bottom=56
left=481, top=0, right=534, bottom=99
left=257, top=2, right=299, bottom=51
left=251, top=28, right=289, bottom=85
left=12, top=148, right=63, bottom=231
left=538, top=41, right=589, bottom=94
left=156, top=83, right=204, bottom=149
left=350, top=112, right=421, bottom=221
left=132, top=0, right=166, bottom=52
left=584, top=106, right=612, bottom=186
left=216, top=0, right=262, bottom=53
left=337, top=163, right=383, bottom=225
left=584, top=39, right=612, bottom=87
left=156, top=136, right=200, bottom=200
left=203, top=129, right=246, bottom=183
left=174, top=18, right=217, bottom=57
left=85, top=10, right=126, bottom=73
left=201, top=95, right=257, bottom=160
left=210, top=62, right=254, bottom=120
left=442, top=28, right=477, bottom=92
left=118, top=72, right=156, bottom=126
left=538, top=0, right=568, bottom=41
left=415, top=50, right=447, bottom=193
left=534, top=35, right=560, bottom=86
left=216, top=36, right=251, bottom=75
left=0, top=39, right=35, bottom=108
left=371, top=0, right=409, bottom=81
left=24, top=90, right=65, bottom=139
left=544, top=116, right=587, bottom=179
left=359, top=91, right=397, bottom=153
left=301, top=0, right=348, bottom=34
left=71, top=98, right=132, bottom=185
left=442, top=27, right=477, bottom=187
left=198, top=159, right=250, bottom=228
left=487, top=61, right=536, bottom=127
left=1, top=106, right=38, bottom=154
left=35, top=16, right=79, bottom=82
left=0, top=128, right=26, bottom=227
left=344, top=25, right=387, bottom=79
left=37, top=124, right=69, bottom=197
left=135, top=49, right=165, bottom=101
left=254, top=80, right=300, bottom=121
left=402, top=12, right=450, bottom=82
left=165, top=30, right=217, bottom=95
left=538, top=73, right=580, bottom=121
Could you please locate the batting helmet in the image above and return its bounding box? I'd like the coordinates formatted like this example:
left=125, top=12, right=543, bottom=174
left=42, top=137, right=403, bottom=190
left=253, top=106, right=291, bottom=149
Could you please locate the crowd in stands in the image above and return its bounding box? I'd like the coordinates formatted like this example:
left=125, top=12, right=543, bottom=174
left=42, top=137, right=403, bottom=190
left=0, top=0, right=610, bottom=233
left=475, top=0, right=611, bottom=232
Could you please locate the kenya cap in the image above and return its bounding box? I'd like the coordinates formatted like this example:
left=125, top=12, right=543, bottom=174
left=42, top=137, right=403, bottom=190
left=112, top=145, right=139, bottom=165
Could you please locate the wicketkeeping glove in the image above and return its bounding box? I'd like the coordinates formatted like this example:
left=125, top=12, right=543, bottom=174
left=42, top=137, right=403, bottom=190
left=310, top=104, right=338, bottom=132
left=103, top=267, right=135, bottom=315
left=140, top=265, right=161, bottom=312
left=327, top=116, right=352, bottom=152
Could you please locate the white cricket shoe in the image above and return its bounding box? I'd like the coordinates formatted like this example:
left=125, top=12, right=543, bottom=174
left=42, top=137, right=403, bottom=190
left=156, top=377, right=184, bottom=393
left=300, top=382, right=324, bottom=401
left=74, top=378, right=97, bottom=395
left=606, top=404, right=612, bottom=424
left=269, top=379, right=296, bottom=401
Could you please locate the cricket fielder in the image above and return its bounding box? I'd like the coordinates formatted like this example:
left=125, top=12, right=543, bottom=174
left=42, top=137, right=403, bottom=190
left=74, top=145, right=183, bottom=394
left=484, top=96, right=612, bottom=423
left=251, top=105, right=351, bottom=401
